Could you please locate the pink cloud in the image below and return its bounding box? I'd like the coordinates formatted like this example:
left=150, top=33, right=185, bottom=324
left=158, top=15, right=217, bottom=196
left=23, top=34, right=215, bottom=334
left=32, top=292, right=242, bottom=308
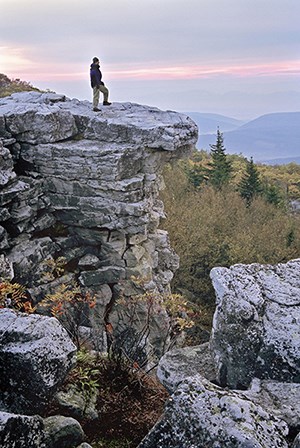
left=106, top=60, right=300, bottom=80
left=2, top=46, right=300, bottom=83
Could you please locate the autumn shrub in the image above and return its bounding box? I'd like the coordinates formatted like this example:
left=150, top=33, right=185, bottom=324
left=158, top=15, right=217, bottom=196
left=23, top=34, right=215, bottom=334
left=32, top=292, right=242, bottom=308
left=0, top=280, right=35, bottom=313
left=39, top=282, right=96, bottom=348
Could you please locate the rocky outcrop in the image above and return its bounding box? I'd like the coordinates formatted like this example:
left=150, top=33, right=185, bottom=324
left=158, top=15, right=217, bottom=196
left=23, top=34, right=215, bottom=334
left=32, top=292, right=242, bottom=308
left=0, top=310, right=90, bottom=448
left=140, top=259, right=300, bottom=447
left=0, top=92, right=197, bottom=446
left=0, top=309, right=76, bottom=414
left=210, top=258, right=300, bottom=388
left=0, top=91, right=197, bottom=355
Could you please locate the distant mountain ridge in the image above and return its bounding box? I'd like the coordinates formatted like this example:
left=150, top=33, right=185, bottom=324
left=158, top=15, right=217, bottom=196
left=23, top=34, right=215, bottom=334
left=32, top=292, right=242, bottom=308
left=187, top=111, right=300, bottom=164
left=185, top=112, right=245, bottom=134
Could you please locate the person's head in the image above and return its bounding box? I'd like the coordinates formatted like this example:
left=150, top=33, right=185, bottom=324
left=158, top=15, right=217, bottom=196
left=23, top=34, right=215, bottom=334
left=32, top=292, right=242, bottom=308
left=92, top=57, right=99, bottom=64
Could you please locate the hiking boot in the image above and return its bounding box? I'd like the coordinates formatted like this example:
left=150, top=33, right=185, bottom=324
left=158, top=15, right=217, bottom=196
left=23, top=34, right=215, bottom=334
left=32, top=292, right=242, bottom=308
left=93, top=107, right=100, bottom=112
left=103, top=101, right=111, bottom=106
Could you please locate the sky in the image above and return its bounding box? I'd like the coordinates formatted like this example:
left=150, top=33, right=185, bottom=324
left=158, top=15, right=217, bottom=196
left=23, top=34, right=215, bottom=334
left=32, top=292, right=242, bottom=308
left=1, top=0, right=300, bottom=120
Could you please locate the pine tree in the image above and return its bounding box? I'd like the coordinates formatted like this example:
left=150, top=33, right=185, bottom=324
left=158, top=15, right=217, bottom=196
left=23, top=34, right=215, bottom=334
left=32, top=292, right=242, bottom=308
left=208, top=129, right=232, bottom=189
left=238, top=157, right=262, bottom=206
left=263, top=183, right=283, bottom=207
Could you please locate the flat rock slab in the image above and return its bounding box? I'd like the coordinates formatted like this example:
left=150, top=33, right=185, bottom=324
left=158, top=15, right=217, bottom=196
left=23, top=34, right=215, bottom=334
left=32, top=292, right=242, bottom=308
left=0, top=92, right=198, bottom=149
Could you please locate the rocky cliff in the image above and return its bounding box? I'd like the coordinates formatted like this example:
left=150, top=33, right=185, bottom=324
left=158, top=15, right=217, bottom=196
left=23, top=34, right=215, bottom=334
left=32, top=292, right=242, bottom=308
left=0, top=92, right=197, bottom=354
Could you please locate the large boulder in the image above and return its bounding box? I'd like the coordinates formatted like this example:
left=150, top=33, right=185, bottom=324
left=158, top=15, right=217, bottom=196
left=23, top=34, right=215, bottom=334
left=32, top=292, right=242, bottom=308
left=0, top=309, right=76, bottom=414
left=138, top=374, right=289, bottom=448
left=43, top=415, right=84, bottom=448
left=0, top=411, right=45, bottom=448
left=210, top=259, right=300, bottom=388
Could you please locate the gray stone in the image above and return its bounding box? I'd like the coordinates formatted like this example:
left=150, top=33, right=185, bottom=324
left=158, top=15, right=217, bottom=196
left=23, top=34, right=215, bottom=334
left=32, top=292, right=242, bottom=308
left=0, top=309, right=76, bottom=413
left=157, top=343, right=216, bottom=394
left=77, top=325, right=107, bottom=352
left=7, top=237, right=58, bottom=284
left=138, top=375, right=289, bottom=448
left=210, top=259, right=300, bottom=388
left=0, top=411, right=46, bottom=448
left=0, top=144, right=16, bottom=186
left=0, top=207, right=10, bottom=221
left=244, top=378, right=300, bottom=431
left=78, top=254, right=101, bottom=270
left=0, top=225, right=9, bottom=250
left=79, top=266, right=125, bottom=286
left=3, top=105, right=78, bottom=144
left=0, top=179, right=30, bottom=206
left=43, top=415, right=84, bottom=448
left=76, top=444, right=93, bottom=448
left=32, top=213, right=56, bottom=232
left=55, top=384, right=98, bottom=420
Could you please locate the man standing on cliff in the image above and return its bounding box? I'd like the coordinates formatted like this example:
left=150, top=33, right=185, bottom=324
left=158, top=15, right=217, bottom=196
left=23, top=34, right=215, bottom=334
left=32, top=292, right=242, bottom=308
left=90, top=57, right=111, bottom=111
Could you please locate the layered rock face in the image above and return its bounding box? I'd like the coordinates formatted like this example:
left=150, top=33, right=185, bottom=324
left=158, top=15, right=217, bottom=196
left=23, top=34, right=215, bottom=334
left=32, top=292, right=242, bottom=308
left=0, top=92, right=197, bottom=353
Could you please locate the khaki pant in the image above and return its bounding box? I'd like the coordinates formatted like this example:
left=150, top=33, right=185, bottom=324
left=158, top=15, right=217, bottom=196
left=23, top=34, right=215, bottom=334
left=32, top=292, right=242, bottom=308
left=93, top=85, right=109, bottom=107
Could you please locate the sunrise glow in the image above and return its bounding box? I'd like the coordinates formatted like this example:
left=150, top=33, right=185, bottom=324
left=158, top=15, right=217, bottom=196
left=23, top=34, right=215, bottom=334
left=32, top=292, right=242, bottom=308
left=2, top=44, right=300, bottom=84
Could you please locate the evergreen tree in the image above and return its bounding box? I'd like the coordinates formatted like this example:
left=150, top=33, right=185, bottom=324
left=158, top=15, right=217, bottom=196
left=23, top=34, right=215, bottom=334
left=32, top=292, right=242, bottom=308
left=263, top=183, right=283, bottom=207
left=238, top=157, right=262, bottom=206
left=208, top=129, right=232, bottom=189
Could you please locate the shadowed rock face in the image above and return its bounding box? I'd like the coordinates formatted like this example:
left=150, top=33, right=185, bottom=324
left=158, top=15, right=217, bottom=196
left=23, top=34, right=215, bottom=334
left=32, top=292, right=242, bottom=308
left=0, top=92, right=197, bottom=355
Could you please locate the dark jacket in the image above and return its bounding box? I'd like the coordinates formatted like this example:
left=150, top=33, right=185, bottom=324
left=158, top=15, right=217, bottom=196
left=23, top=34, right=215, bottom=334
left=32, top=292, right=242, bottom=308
left=90, top=63, right=103, bottom=88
